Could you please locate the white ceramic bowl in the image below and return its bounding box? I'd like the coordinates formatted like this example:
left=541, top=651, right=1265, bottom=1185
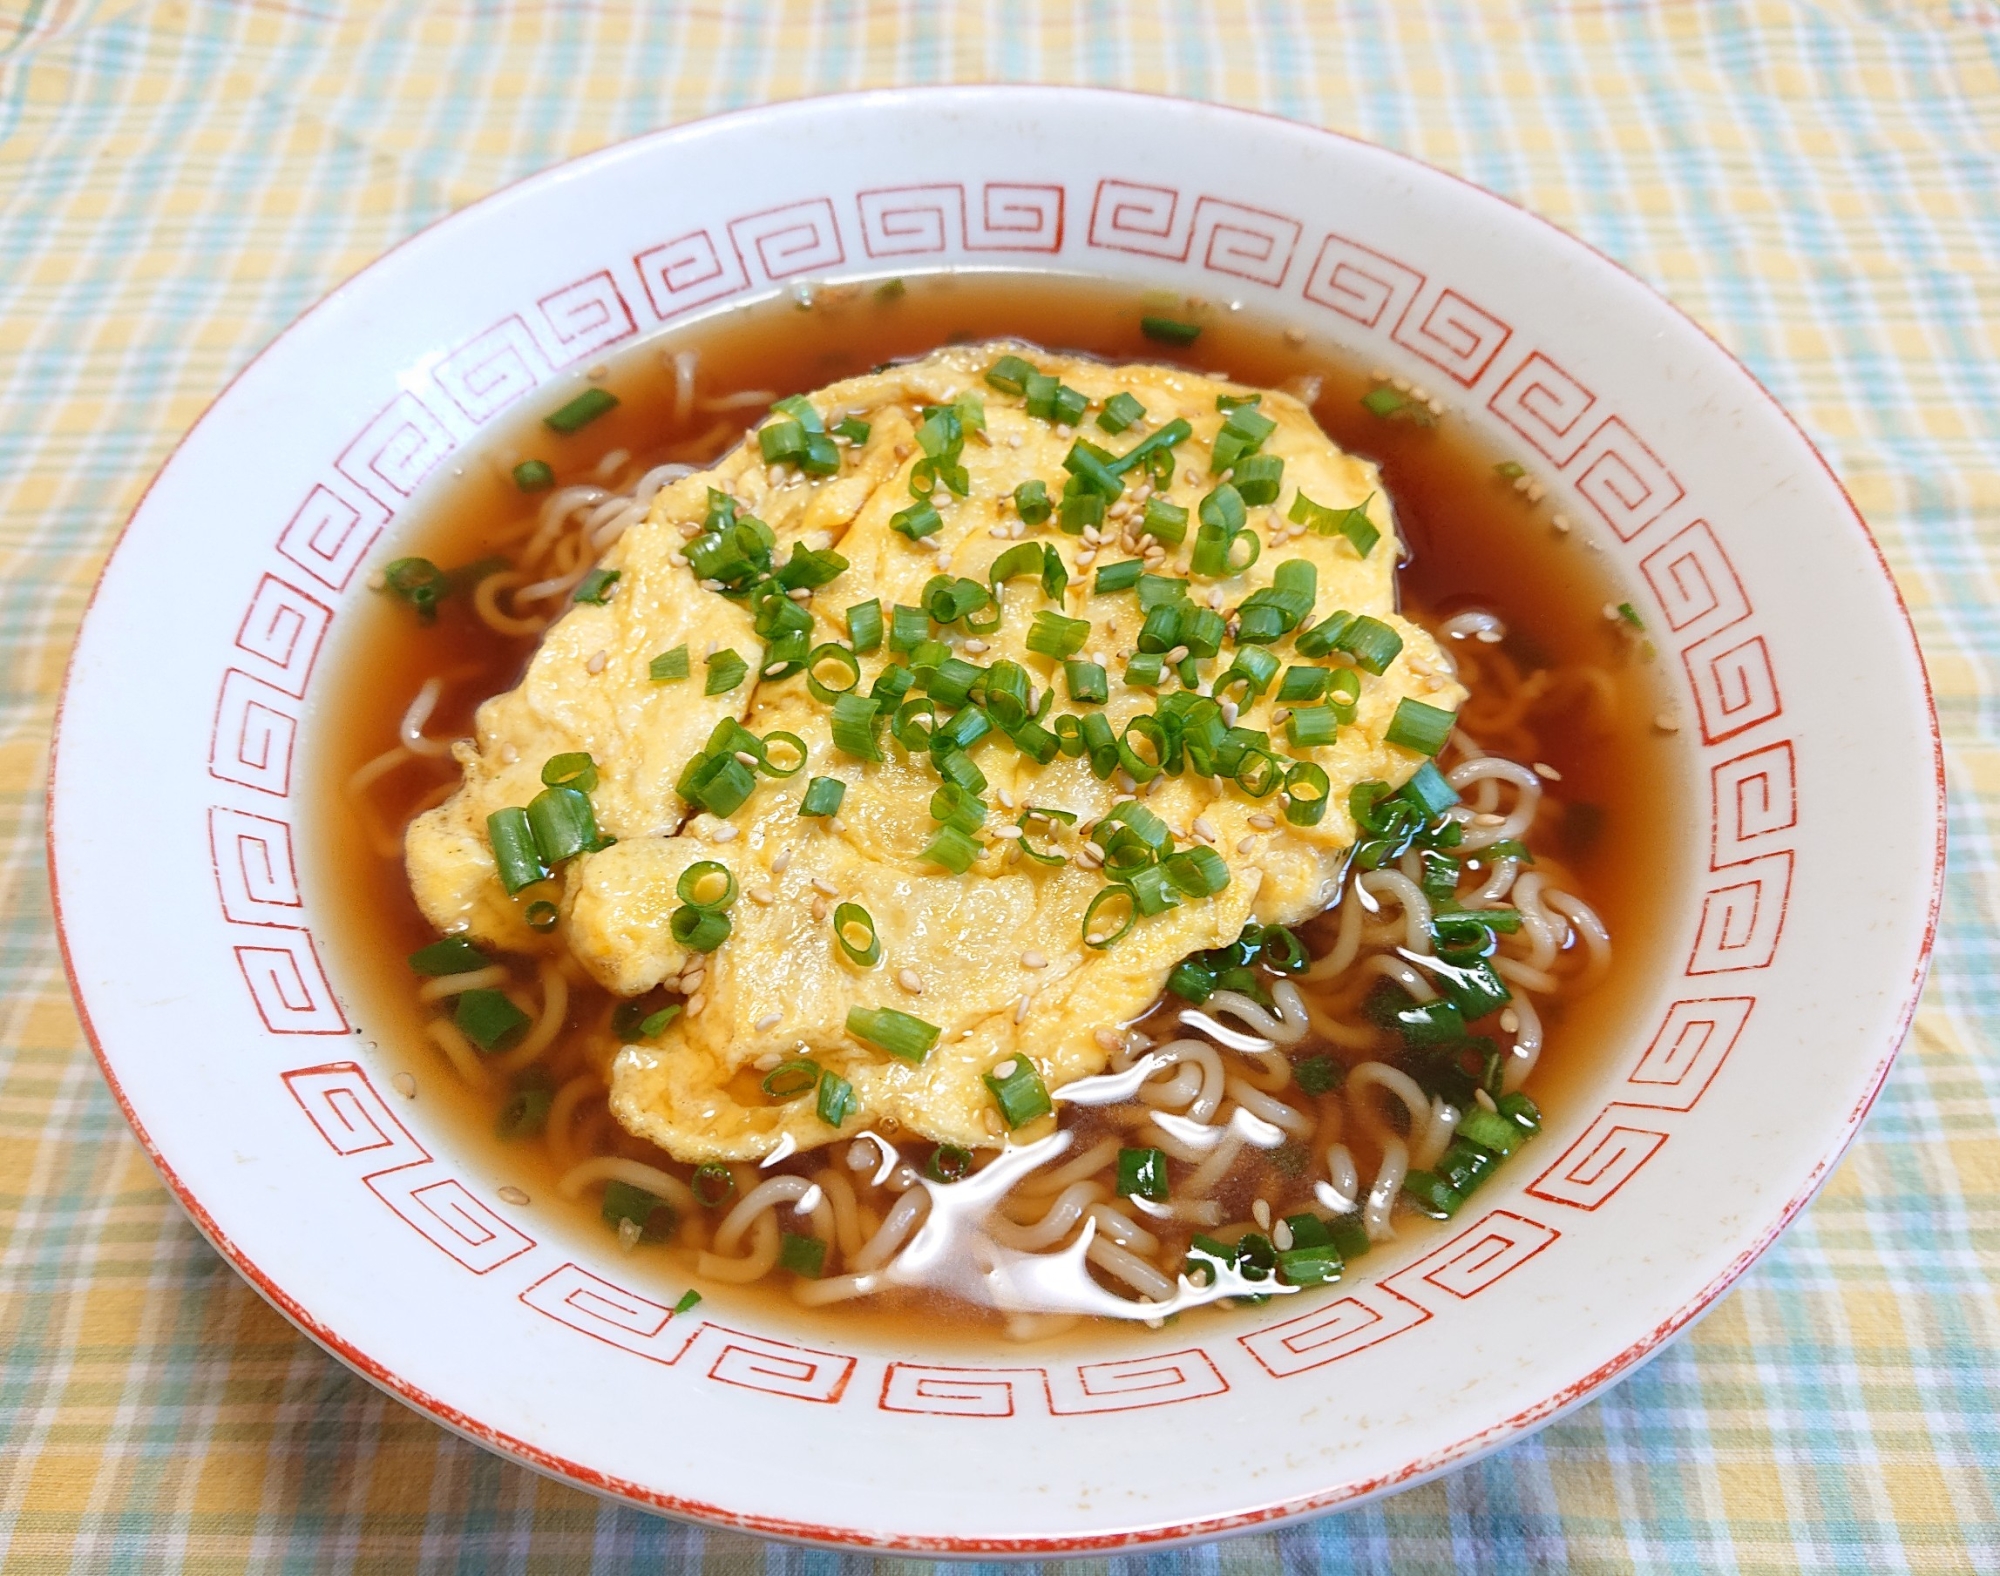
left=49, top=88, right=1942, bottom=1552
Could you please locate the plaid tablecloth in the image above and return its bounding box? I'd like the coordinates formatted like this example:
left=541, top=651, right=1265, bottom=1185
left=3, top=2, right=1997, bottom=1569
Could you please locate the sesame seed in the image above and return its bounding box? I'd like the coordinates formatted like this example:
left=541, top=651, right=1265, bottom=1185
left=588, top=363, right=607, bottom=379
left=392, top=1072, right=417, bottom=1099
left=1603, top=603, right=1622, bottom=622
left=1273, top=1219, right=1294, bottom=1249
left=750, top=886, right=776, bottom=905
left=365, top=569, right=387, bottom=591
left=984, top=1109, right=1004, bottom=1135
left=754, top=1051, right=783, bottom=1071
left=772, top=849, right=793, bottom=874
left=1249, top=813, right=1276, bottom=830
left=993, top=1058, right=1019, bottom=1079
left=1474, top=812, right=1506, bottom=826
left=1055, top=424, right=1074, bottom=438
left=809, top=877, right=839, bottom=898
left=1164, top=645, right=1189, bottom=664
left=829, top=816, right=847, bottom=835
left=1533, top=761, right=1563, bottom=780
left=585, top=650, right=608, bottom=675
left=963, top=639, right=989, bottom=655
left=1094, top=1028, right=1123, bottom=1053
left=1220, top=700, right=1240, bottom=727
left=1551, top=512, right=1572, bottom=534
left=1020, top=949, right=1048, bottom=970
left=734, top=750, right=759, bottom=767
left=708, top=823, right=739, bottom=842
left=811, top=896, right=829, bottom=921
left=992, top=824, right=1024, bottom=840
left=680, top=969, right=705, bottom=994
left=1500, top=1009, right=1521, bottom=1034
left=1476, top=1087, right=1500, bottom=1113
left=618, top=1217, right=642, bottom=1250
left=755, top=1012, right=782, bottom=1032
left=1184, top=468, right=1200, bottom=485
left=764, top=662, right=788, bottom=677
left=1015, top=995, right=1033, bottom=1024
left=687, top=992, right=708, bottom=1016
left=788, top=586, right=813, bottom=601
left=897, top=969, right=923, bottom=995
left=1193, top=816, right=1218, bottom=842
left=998, top=787, right=1017, bottom=809
left=1525, top=481, right=1545, bottom=502
left=1655, top=711, right=1682, bottom=733
left=668, top=550, right=688, bottom=567
left=499, top=1186, right=530, bottom=1206
left=1428, top=398, right=1445, bottom=417
left=1237, top=835, right=1257, bottom=854
left=1252, top=1199, right=1272, bottom=1230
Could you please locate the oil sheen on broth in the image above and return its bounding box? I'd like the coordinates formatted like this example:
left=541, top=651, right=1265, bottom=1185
left=307, top=272, right=1681, bottom=1347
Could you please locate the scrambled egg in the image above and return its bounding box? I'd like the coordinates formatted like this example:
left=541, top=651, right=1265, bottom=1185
left=407, top=345, right=1465, bottom=1161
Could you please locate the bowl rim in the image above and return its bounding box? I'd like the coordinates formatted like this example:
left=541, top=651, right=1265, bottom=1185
left=45, top=83, right=1947, bottom=1552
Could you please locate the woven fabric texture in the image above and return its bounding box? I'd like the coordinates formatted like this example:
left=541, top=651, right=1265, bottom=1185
left=2, top=2, right=1996, bottom=1570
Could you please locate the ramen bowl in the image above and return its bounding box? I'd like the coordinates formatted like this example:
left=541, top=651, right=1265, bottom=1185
left=49, top=87, right=1942, bottom=1552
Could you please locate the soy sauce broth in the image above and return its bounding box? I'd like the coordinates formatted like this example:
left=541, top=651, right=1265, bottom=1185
left=302, top=271, right=1689, bottom=1351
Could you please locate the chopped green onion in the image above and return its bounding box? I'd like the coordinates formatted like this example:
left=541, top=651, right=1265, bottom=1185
left=1289, top=489, right=1381, bottom=558
left=1140, top=314, right=1202, bottom=345
left=602, top=1179, right=674, bottom=1240
left=800, top=776, right=846, bottom=818
left=803, top=642, right=861, bottom=705
left=756, top=731, right=805, bottom=778
left=758, top=418, right=809, bottom=464
left=983, top=1057, right=1053, bottom=1128
left=779, top=1233, right=826, bottom=1278
left=408, top=936, right=490, bottom=976
left=1499, top=1091, right=1543, bottom=1132
left=544, top=387, right=618, bottom=434
left=648, top=646, right=690, bottom=683
left=1277, top=666, right=1331, bottom=704
left=496, top=1083, right=552, bottom=1139
left=846, top=1006, right=940, bottom=1063
left=930, top=781, right=987, bottom=833
left=525, top=900, right=559, bottom=933
left=1063, top=439, right=1125, bottom=500
left=1401, top=1169, right=1464, bottom=1220
left=527, top=786, right=601, bottom=866
left=776, top=544, right=848, bottom=590
left=935, top=746, right=987, bottom=795
left=1336, top=614, right=1403, bottom=675
left=1211, top=403, right=1277, bottom=472
left=763, top=1058, right=820, bottom=1100
left=829, top=694, right=884, bottom=761
left=986, top=353, right=1037, bottom=394
left=926, top=1144, right=972, bottom=1182
left=1124, top=652, right=1164, bottom=690
left=843, top=599, right=882, bottom=655
left=1232, top=453, right=1285, bottom=506
left=832, top=902, right=881, bottom=967
left=771, top=394, right=824, bottom=433
left=1082, top=884, right=1137, bottom=949
left=1058, top=488, right=1104, bottom=535
left=1116, top=1147, right=1170, bottom=1201
left=541, top=752, right=599, bottom=793
left=685, top=754, right=757, bottom=817
left=920, top=824, right=980, bottom=873
left=833, top=416, right=871, bottom=445
left=1013, top=479, right=1053, bottom=525
left=1287, top=706, right=1339, bottom=750
left=487, top=807, right=549, bottom=894
left=573, top=568, right=620, bottom=605
left=816, top=1068, right=858, bottom=1128
left=888, top=604, right=929, bottom=653
left=1283, top=760, right=1332, bottom=825
left=1294, top=1054, right=1344, bottom=1095
left=1402, top=760, right=1460, bottom=817
left=1026, top=609, right=1091, bottom=660
left=1495, top=460, right=1526, bottom=480
left=891, top=501, right=943, bottom=540
left=1097, top=391, right=1147, bottom=433
left=1163, top=845, right=1230, bottom=897
left=1362, top=386, right=1411, bottom=419
left=1093, top=558, right=1145, bottom=594
left=1294, top=609, right=1353, bottom=658
left=512, top=459, right=555, bottom=492
left=383, top=557, right=448, bottom=621
left=1141, top=497, right=1189, bottom=545
left=676, top=861, right=737, bottom=912
left=1386, top=697, right=1456, bottom=755
left=704, top=648, right=748, bottom=695
left=456, top=988, right=529, bottom=1052
left=690, top=1164, right=735, bottom=1209
left=1616, top=601, right=1645, bottom=630
left=1065, top=659, right=1109, bottom=703
left=670, top=904, right=731, bottom=952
